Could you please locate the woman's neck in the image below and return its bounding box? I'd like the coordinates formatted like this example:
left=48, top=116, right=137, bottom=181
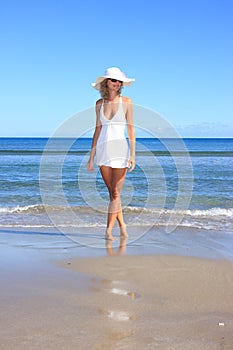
left=107, top=92, right=119, bottom=101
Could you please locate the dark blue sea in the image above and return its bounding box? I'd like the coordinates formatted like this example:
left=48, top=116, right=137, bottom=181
left=0, top=137, right=233, bottom=247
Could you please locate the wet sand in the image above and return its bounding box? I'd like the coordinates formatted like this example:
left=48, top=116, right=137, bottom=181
left=60, top=253, right=233, bottom=350
left=1, top=232, right=233, bottom=350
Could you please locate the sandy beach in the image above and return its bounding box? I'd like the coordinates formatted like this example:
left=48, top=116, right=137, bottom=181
left=1, top=228, right=233, bottom=350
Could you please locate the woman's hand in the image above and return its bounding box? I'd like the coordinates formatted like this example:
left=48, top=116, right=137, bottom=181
left=87, top=158, right=94, bottom=172
left=127, top=157, right=135, bottom=172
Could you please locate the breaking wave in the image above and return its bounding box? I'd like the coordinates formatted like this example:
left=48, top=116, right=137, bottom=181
left=0, top=204, right=232, bottom=232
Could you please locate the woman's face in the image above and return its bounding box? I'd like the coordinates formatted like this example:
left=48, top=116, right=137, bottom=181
left=107, top=78, right=122, bottom=92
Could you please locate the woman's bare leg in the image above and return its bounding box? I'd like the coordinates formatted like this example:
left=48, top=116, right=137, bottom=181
left=100, top=166, right=128, bottom=239
left=110, top=168, right=127, bottom=229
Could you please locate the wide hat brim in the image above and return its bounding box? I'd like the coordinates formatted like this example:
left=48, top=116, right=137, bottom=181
left=91, top=67, right=135, bottom=90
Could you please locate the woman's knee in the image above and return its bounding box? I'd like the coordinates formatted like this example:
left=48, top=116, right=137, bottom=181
left=110, top=187, right=120, bottom=201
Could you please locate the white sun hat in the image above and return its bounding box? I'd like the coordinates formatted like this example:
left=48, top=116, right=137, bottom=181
left=91, top=67, right=135, bottom=90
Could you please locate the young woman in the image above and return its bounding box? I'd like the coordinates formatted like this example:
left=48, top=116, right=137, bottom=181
left=87, top=67, right=136, bottom=240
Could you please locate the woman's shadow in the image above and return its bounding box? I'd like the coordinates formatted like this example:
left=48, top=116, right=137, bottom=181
left=105, top=237, right=128, bottom=256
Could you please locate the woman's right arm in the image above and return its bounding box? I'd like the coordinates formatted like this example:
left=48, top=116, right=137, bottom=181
left=87, top=100, right=102, bottom=172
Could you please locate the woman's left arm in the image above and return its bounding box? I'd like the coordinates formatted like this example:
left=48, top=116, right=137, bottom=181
left=125, top=97, right=136, bottom=172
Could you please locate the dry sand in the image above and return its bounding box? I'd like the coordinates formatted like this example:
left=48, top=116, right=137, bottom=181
left=1, top=243, right=233, bottom=350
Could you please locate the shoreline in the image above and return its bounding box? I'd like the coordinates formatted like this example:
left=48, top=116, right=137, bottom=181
left=1, top=224, right=233, bottom=260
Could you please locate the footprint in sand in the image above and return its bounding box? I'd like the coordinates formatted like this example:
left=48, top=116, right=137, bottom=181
left=98, top=308, right=136, bottom=321
left=90, top=278, right=142, bottom=300
left=110, top=288, right=141, bottom=300
left=90, top=278, right=141, bottom=322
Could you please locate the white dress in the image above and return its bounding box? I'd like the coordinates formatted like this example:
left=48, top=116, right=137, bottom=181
left=96, top=97, right=130, bottom=168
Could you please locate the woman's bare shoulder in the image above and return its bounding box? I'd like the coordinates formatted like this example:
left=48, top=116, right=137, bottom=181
left=122, top=96, right=133, bottom=104
left=96, top=98, right=103, bottom=106
left=95, top=99, right=103, bottom=113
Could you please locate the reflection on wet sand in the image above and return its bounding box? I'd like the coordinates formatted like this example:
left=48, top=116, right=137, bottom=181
left=105, top=237, right=128, bottom=256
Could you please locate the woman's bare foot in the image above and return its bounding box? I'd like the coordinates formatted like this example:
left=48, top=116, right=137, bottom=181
left=120, top=224, right=128, bottom=238
left=105, top=228, right=117, bottom=241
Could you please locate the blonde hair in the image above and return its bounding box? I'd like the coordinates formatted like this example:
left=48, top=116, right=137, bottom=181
left=100, top=79, right=122, bottom=99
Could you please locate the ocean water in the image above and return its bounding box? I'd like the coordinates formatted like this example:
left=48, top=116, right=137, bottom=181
left=0, top=137, right=233, bottom=239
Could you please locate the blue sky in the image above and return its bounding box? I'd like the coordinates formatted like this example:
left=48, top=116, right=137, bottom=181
left=0, top=0, right=232, bottom=137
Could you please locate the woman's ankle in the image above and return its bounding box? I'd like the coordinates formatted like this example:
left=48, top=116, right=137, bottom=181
left=120, top=224, right=128, bottom=237
left=105, top=228, right=117, bottom=241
